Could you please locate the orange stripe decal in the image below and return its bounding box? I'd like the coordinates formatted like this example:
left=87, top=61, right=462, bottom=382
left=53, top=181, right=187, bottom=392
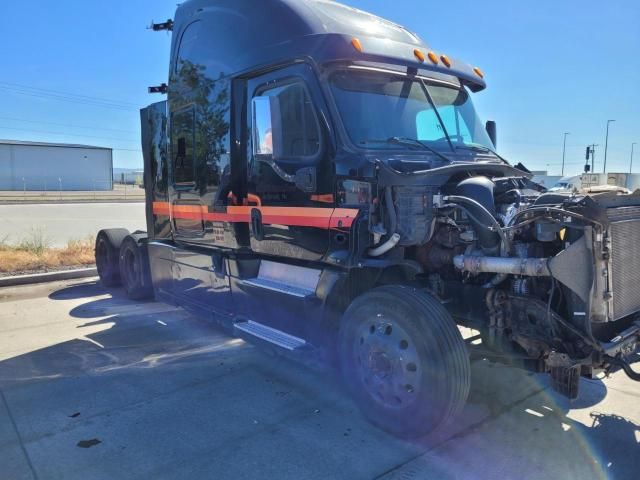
left=152, top=201, right=358, bottom=229
left=310, top=194, right=335, bottom=204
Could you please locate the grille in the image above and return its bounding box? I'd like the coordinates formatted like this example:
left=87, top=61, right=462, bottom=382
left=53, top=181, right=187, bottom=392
left=608, top=206, right=640, bottom=320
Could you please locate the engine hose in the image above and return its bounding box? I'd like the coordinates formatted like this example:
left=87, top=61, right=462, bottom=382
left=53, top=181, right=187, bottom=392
left=606, top=355, right=640, bottom=382
left=368, top=233, right=401, bottom=257
left=368, top=187, right=400, bottom=257
left=443, top=195, right=512, bottom=287
left=443, top=195, right=511, bottom=254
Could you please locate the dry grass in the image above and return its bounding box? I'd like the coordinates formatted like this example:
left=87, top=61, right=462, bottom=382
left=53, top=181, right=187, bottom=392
left=0, top=231, right=94, bottom=274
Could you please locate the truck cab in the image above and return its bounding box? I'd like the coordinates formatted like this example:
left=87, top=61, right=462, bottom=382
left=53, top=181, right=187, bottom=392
left=95, top=0, right=640, bottom=438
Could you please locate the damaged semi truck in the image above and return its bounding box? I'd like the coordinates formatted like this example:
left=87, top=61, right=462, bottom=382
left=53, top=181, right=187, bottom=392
left=96, top=0, right=640, bottom=437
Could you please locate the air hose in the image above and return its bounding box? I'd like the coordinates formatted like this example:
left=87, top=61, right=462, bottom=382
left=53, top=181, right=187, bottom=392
left=368, top=187, right=400, bottom=257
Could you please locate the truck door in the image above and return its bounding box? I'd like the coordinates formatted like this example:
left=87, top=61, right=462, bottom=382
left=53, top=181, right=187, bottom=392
left=170, top=106, right=205, bottom=240
left=167, top=104, right=233, bottom=315
left=246, top=63, right=334, bottom=261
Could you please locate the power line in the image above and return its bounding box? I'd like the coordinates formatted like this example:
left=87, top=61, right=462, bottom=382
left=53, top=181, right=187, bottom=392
left=0, top=125, right=140, bottom=145
left=1, top=88, right=136, bottom=111
left=0, top=115, right=138, bottom=135
left=0, top=82, right=139, bottom=111
left=0, top=81, right=138, bottom=107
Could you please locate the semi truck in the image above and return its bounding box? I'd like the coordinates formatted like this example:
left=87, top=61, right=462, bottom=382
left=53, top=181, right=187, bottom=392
left=95, top=0, right=640, bottom=437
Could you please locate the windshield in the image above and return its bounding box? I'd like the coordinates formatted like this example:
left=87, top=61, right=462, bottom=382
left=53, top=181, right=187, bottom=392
left=329, top=69, right=494, bottom=153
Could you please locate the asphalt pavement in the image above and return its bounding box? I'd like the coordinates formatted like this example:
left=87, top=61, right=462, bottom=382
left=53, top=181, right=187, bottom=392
left=0, top=203, right=146, bottom=247
left=0, top=278, right=638, bottom=479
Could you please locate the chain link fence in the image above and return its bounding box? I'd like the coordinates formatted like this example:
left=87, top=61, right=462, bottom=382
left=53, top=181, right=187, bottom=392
left=0, top=177, right=144, bottom=202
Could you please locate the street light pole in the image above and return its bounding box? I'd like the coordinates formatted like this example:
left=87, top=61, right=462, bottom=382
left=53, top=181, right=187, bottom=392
left=631, top=143, right=638, bottom=175
left=561, top=132, right=570, bottom=176
left=603, top=119, right=615, bottom=173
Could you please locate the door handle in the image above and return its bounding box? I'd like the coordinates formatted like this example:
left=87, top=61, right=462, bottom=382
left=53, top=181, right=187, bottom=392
left=251, top=208, right=264, bottom=241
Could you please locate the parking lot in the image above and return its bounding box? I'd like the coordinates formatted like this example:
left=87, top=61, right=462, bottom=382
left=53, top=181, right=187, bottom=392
left=1, top=278, right=638, bottom=480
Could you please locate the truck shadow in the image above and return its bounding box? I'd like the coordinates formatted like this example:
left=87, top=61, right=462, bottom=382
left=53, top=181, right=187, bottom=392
left=0, top=282, right=635, bottom=479
left=432, top=361, right=636, bottom=480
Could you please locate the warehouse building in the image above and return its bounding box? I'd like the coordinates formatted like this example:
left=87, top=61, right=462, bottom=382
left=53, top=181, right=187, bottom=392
left=0, top=140, right=113, bottom=191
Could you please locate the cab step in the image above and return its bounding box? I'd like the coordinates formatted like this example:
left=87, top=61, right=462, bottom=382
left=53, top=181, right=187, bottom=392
left=241, top=277, right=315, bottom=298
left=234, top=320, right=307, bottom=350
left=240, top=260, right=320, bottom=298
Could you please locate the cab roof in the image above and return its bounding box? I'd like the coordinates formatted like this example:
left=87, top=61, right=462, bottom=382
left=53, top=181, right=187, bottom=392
left=172, top=0, right=486, bottom=91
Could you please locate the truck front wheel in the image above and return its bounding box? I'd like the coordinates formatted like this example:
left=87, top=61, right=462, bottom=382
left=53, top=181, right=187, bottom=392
left=338, top=285, right=470, bottom=438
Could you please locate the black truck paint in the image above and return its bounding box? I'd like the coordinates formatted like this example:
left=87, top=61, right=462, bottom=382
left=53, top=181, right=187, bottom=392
left=96, top=0, right=640, bottom=437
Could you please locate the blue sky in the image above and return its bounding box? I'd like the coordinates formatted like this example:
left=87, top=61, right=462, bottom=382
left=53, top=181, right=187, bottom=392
left=1, top=0, right=638, bottom=175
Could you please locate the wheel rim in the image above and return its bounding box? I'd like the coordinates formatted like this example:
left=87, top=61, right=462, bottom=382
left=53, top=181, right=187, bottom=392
left=353, top=315, right=421, bottom=409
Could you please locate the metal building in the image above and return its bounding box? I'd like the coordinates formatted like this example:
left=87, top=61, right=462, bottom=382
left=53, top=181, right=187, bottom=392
left=0, top=140, right=113, bottom=191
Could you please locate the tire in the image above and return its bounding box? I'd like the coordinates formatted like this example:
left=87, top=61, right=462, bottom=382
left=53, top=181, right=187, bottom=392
left=338, top=285, right=470, bottom=438
left=118, top=236, right=153, bottom=300
left=95, top=228, right=129, bottom=287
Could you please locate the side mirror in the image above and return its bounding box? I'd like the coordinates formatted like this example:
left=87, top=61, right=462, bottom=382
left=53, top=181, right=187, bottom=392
left=252, top=96, right=283, bottom=158
left=485, top=120, right=497, bottom=148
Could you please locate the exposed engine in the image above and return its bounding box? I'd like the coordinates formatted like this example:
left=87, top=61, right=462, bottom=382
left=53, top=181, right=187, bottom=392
left=370, top=172, right=640, bottom=398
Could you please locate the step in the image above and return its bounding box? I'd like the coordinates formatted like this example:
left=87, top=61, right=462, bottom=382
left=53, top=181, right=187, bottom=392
left=240, top=277, right=315, bottom=298
left=234, top=320, right=307, bottom=350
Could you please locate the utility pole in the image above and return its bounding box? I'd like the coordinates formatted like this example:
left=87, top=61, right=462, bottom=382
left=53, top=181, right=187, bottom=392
left=631, top=143, right=637, bottom=175
left=603, top=119, right=615, bottom=173
left=561, top=132, right=570, bottom=176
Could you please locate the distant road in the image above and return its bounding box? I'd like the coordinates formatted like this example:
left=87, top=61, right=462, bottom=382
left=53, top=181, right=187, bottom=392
left=0, top=202, right=146, bottom=247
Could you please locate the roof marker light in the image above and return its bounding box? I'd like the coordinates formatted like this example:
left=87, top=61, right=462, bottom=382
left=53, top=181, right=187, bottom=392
left=440, top=54, right=452, bottom=67
left=473, top=67, right=484, bottom=78
left=427, top=51, right=439, bottom=64
left=413, top=49, right=425, bottom=62
left=351, top=38, right=363, bottom=52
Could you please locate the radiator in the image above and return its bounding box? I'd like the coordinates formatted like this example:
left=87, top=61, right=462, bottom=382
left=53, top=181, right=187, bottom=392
left=608, top=206, right=640, bottom=321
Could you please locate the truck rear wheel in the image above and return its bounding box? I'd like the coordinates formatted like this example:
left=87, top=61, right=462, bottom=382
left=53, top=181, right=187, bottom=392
left=338, top=285, right=470, bottom=438
left=95, top=228, right=129, bottom=287
left=118, top=235, right=153, bottom=300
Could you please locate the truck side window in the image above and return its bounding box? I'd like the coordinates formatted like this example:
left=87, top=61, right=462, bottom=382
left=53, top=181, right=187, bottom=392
left=172, top=108, right=195, bottom=185
left=252, top=82, right=320, bottom=160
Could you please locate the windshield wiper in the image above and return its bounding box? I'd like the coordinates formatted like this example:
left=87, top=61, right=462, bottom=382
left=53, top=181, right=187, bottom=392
left=362, top=137, right=455, bottom=163
left=418, top=79, right=455, bottom=152
left=454, top=143, right=510, bottom=165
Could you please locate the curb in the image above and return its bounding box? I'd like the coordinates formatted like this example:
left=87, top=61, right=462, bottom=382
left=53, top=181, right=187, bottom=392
left=0, top=267, right=98, bottom=288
